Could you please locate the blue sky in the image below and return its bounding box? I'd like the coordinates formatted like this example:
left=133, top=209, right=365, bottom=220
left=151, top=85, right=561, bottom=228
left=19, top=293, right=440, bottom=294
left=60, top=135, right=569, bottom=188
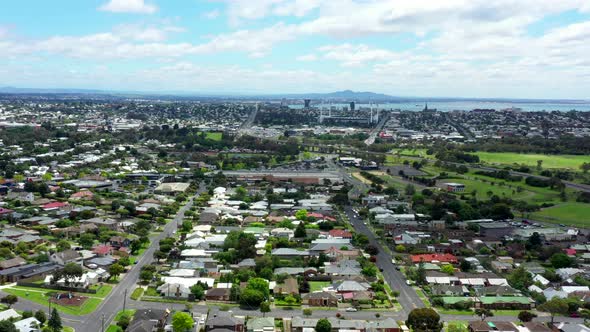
left=1, top=0, right=590, bottom=99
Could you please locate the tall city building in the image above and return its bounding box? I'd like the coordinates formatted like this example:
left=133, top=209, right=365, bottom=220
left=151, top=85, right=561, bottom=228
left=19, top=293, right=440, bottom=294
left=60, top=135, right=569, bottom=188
left=304, top=99, right=311, bottom=108
left=350, top=101, right=356, bottom=111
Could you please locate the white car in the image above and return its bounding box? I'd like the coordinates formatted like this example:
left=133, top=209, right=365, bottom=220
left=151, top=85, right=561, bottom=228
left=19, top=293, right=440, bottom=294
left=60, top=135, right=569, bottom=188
left=345, top=307, right=358, bottom=312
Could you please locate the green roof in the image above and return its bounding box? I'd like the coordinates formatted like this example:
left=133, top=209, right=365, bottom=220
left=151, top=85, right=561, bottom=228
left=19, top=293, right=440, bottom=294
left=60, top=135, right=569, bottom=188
left=479, top=296, right=531, bottom=304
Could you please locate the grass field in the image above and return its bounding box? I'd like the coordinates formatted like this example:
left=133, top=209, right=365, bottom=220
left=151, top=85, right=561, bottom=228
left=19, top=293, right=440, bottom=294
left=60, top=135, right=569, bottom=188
left=531, top=202, right=590, bottom=227
left=474, top=152, right=590, bottom=170
left=3, top=287, right=102, bottom=315
left=205, top=132, right=223, bottom=141
left=309, top=281, right=330, bottom=292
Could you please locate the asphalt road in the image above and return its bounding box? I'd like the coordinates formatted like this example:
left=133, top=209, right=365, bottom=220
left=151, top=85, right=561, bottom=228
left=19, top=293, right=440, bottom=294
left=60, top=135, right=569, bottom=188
left=343, top=206, right=424, bottom=314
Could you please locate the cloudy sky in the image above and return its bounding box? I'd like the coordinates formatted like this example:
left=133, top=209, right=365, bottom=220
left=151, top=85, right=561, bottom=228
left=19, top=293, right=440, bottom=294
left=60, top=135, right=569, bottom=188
left=1, top=0, right=590, bottom=98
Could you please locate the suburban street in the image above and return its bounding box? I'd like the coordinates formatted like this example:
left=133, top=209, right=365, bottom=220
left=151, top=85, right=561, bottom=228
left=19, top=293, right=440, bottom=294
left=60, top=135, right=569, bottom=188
left=343, top=206, right=425, bottom=314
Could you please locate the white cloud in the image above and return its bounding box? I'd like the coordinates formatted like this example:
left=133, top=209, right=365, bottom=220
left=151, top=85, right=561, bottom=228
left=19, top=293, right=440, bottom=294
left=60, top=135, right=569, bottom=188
left=203, top=10, right=221, bottom=19
left=99, top=0, right=157, bottom=14
left=296, top=54, right=317, bottom=61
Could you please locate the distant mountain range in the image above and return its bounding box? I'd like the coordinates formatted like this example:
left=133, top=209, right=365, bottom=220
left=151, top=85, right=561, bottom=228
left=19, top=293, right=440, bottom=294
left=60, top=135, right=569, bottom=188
left=0, top=86, right=587, bottom=103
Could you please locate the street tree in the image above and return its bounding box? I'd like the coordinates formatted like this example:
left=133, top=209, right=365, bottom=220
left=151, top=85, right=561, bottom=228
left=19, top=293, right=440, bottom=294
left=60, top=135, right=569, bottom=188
left=538, top=298, right=569, bottom=324
left=172, top=312, right=194, bottom=332
left=315, top=319, right=332, bottom=332
left=406, top=308, right=442, bottom=332
left=48, top=308, right=62, bottom=332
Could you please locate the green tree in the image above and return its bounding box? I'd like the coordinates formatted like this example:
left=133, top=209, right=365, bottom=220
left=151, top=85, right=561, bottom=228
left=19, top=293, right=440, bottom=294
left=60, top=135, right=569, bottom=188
left=0, top=320, right=17, bottom=332
left=56, top=240, right=71, bottom=252
left=109, top=263, right=124, bottom=280
left=294, top=221, right=306, bottom=238
left=295, top=209, right=308, bottom=221
left=35, top=310, right=47, bottom=325
left=518, top=311, right=537, bottom=323
left=405, top=184, right=416, bottom=196
left=406, top=308, right=442, bottom=332
left=1, top=294, right=18, bottom=308
left=61, top=262, right=83, bottom=286
left=538, top=298, right=568, bottom=324
left=507, top=266, right=533, bottom=291
left=315, top=318, right=332, bottom=332
left=48, top=308, right=62, bottom=332
left=172, top=312, right=194, bottom=332
left=441, top=264, right=455, bottom=275
left=550, top=253, right=574, bottom=269
left=395, top=244, right=406, bottom=253
left=78, top=233, right=95, bottom=249
left=190, top=283, right=206, bottom=300
left=415, top=261, right=427, bottom=285
left=260, top=301, right=271, bottom=317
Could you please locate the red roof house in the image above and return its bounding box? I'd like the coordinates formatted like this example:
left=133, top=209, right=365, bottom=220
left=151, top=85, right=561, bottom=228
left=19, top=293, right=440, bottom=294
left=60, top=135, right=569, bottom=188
left=93, top=245, right=113, bottom=256
left=41, top=201, right=69, bottom=211
left=411, top=253, right=458, bottom=264
left=564, top=248, right=577, bottom=256
left=70, top=190, right=94, bottom=200
left=329, top=229, right=353, bottom=239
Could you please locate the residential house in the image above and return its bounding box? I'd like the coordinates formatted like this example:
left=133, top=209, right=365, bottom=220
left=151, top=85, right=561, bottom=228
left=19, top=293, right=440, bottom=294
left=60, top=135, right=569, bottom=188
left=301, top=291, right=339, bottom=307
left=0, top=257, right=27, bottom=270
left=110, top=236, right=131, bottom=248
left=50, top=249, right=83, bottom=266
left=246, top=317, right=274, bottom=332
left=273, top=277, right=299, bottom=296
left=14, top=317, right=42, bottom=332
left=206, top=288, right=231, bottom=301
left=328, top=229, right=352, bottom=239
left=411, top=253, right=458, bottom=264
left=206, top=310, right=244, bottom=332
left=82, top=217, right=118, bottom=230
left=271, top=248, right=309, bottom=259
left=468, top=321, right=518, bottom=332
left=127, top=309, right=170, bottom=332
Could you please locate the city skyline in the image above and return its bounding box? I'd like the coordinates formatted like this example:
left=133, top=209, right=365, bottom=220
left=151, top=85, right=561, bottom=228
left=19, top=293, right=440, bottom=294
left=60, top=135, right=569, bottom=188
left=1, top=0, right=590, bottom=98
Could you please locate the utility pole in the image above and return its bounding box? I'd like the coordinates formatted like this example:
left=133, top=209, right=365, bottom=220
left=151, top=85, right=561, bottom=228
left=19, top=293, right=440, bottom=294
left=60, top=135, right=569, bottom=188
left=101, top=313, right=105, bottom=332
left=123, top=289, right=127, bottom=312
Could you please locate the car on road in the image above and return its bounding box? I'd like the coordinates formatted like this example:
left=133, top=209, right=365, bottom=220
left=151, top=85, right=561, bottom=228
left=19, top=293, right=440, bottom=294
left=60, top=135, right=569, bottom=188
left=406, top=280, right=413, bottom=285
left=345, top=307, right=358, bottom=312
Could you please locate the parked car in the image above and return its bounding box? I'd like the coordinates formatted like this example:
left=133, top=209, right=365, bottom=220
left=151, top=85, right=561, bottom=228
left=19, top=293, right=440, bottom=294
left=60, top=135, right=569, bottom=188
left=345, top=307, right=358, bottom=312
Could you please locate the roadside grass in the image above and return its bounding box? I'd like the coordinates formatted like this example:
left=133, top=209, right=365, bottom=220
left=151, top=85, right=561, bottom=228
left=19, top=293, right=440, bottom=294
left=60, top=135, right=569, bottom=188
left=414, top=288, right=431, bottom=308
left=473, top=152, right=590, bottom=170
left=89, top=284, right=113, bottom=298
left=130, top=288, right=144, bottom=300
left=106, top=326, right=122, bottom=332
left=63, top=327, right=75, bottom=332
left=3, top=288, right=102, bottom=315
left=436, top=307, right=473, bottom=315
left=531, top=202, right=590, bottom=227
left=309, top=281, right=330, bottom=292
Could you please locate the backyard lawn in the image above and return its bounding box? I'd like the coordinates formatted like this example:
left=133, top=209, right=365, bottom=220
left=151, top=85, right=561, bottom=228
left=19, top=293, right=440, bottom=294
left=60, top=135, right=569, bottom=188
left=309, top=281, right=330, bottom=292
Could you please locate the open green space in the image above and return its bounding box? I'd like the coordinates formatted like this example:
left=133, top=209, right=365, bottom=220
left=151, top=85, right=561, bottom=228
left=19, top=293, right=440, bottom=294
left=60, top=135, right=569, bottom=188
left=205, top=132, right=223, bottom=141
left=531, top=202, right=590, bottom=227
left=3, top=287, right=102, bottom=316
left=474, top=152, right=590, bottom=170
left=309, top=281, right=330, bottom=292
